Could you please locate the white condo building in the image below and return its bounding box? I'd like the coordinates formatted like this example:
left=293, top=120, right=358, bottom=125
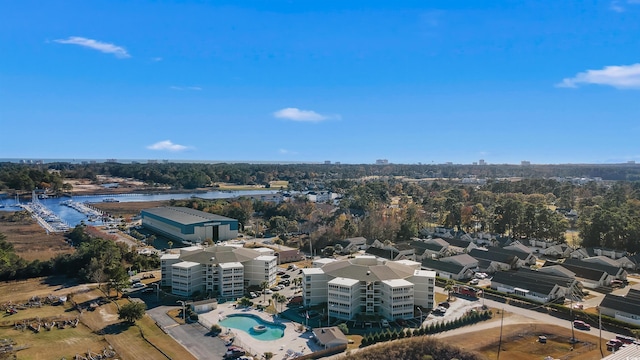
left=302, top=255, right=436, bottom=321
left=161, top=246, right=278, bottom=297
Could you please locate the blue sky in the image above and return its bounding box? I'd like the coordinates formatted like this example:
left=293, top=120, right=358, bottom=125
left=2, top=1, right=640, bottom=164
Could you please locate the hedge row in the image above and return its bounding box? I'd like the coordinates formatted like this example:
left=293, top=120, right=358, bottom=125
left=360, top=310, right=492, bottom=347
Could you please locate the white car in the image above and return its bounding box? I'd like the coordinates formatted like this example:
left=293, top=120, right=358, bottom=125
left=132, top=282, right=145, bottom=288
left=264, top=289, right=273, bottom=295
left=381, top=319, right=390, bottom=328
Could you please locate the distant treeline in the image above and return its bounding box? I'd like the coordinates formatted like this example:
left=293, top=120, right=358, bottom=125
left=4, top=161, right=640, bottom=192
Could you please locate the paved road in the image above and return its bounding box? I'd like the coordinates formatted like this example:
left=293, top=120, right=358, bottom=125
left=146, top=305, right=227, bottom=359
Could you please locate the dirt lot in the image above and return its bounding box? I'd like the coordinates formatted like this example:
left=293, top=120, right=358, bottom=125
left=0, top=212, right=73, bottom=261
left=0, top=278, right=195, bottom=360
left=445, top=323, right=607, bottom=360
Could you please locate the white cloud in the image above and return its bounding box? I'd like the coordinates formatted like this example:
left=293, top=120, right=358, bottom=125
left=147, top=140, right=189, bottom=152
left=273, top=107, right=338, bottom=122
left=557, top=63, right=640, bottom=89
left=54, top=36, right=130, bottom=58
left=170, top=86, right=202, bottom=91
left=151, top=57, right=163, bottom=62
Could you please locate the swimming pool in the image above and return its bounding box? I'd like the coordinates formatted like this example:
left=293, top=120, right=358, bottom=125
left=219, top=314, right=285, bottom=341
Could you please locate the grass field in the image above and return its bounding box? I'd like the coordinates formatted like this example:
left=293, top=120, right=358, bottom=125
left=0, top=212, right=73, bottom=261
left=0, top=278, right=195, bottom=360
left=445, top=323, right=606, bottom=360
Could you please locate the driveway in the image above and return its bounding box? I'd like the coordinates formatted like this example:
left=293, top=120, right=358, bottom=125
left=146, top=306, right=227, bottom=359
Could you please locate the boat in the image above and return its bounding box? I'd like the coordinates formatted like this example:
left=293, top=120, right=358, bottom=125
left=252, top=325, right=267, bottom=333
left=102, top=198, right=119, bottom=203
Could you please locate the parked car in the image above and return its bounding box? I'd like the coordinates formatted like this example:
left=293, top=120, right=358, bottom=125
left=132, top=282, right=145, bottom=288
left=249, top=292, right=258, bottom=299
left=277, top=271, right=286, bottom=276
left=381, top=319, right=390, bottom=328
left=438, top=302, right=450, bottom=309
left=606, top=338, right=623, bottom=351
left=573, top=320, right=591, bottom=330
left=469, top=279, right=480, bottom=285
left=282, top=274, right=291, bottom=279
left=264, top=289, right=273, bottom=295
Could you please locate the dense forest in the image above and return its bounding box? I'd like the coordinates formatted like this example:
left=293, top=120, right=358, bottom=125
left=4, top=161, right=640, bottom=191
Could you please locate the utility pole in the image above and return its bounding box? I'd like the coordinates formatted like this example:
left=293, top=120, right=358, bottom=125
left=497, top=309, right=504, bottom=360
left=568, top=281, right=575, bottom=344
left=598, top=306, right=603, bottom=358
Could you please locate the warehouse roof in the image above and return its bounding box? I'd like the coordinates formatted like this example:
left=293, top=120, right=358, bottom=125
left=142, top=207, right=237, bottom=225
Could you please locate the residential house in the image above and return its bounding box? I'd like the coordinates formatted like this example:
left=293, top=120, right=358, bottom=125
left=542, top=261, right=610, bottom=289
left=334, top=237, right=368, bottom=254
left=543, top=244, right=572, bottom=258
left=563, top=258, right=627, bottom=281
left=598, top=289, right=640, bottom=326
left=490, top=269, right=575, bottom=303
left=421, top=258, right=474, bottom=280
left=445, top=238, right=478, bottom=254
left=410, top=239, right=448, bottom=260
left=312, top=327, right=349, bottom=349
left=468, top=248, right=526, bottom=272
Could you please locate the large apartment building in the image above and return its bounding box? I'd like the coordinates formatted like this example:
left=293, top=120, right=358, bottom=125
left=302, top=255, right=436, bottom=321
left=161, top=245, right=278, bottom=297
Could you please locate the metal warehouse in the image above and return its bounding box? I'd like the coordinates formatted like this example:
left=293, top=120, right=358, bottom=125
left=141, top=207, right=238, bottom=244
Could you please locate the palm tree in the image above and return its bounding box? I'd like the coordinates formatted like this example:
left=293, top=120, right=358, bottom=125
left=444, top=279, right=455, bottom=302
left=167, top=240, right=173, bottom=249
left=260, top=281, right=269, bottom=304
left=272, top=293, right=286, bottom=314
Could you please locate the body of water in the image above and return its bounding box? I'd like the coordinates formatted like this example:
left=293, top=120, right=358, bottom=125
left=0, top=190, right=278, bottom=227
left=219, top=314, right=285, bottom=341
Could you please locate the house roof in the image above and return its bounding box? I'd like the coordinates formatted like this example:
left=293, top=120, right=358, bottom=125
left=582, top=256, right=620, bottom=267
left=562, top=258, right=622, bottom=276
left=626, top=288, right=640, bottom=301
left=421, top=258, right=465, bottom=275
left=365, top=247, right=398, bottom=260
left=491, top=270, right=560, bottom=296
left=142, top=206, right=236, bottom=225
left=445, top=238, right=473, bottom=249
left=440, top=254, right=478, bottom=267
left=543, top=261, right=606, bottom=282
left=600, top=293, right=640, bottom=317
left=504, top=242, right=533, bottom=255
left=469, top=248, right=519, bottom=265
left=312, top=327, right=348, bottom=346
left=427, top=238, right=450, bottom=247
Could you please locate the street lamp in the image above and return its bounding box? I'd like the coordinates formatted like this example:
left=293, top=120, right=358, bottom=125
left=417, top=307, right=424, bottom=327
left=152, top=283, right=160, bottom=302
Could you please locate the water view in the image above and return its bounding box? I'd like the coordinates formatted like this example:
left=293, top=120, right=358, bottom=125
left=0, top=190, right=278, bottom=227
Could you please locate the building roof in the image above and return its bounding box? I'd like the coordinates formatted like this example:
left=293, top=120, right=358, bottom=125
left=302, top=268, right=325, bottom=275
left=543, top=261, right=606, bottom=282
left=143, top=206, right=237, bottom=225
left=329, top=277, right=359, bottom=286
left=440, top=253, right=478, bottom=267
left=161, top=253, right=181, bottom=260
left=600, top=293, right=640, bottom=317
left=173, top=261, right=200, bottom=268
left=321, top=258, right=414, bottom=282
left=312, top=327, right=348, bottom=346
left=562, top=258, right=622, bottom=276
left=421, top=258, right=465, bottom=275
left=445, top=238, right=473, bottom=249
left=491, top=269, right=569, bottom=296
left=179, top=246, right=260, bottom=265
left=381, top=278, right=413, bottom=287
left=626, top=288, right=640, bottom=301
left=219, top=262, right=243, bottom=269
left=365, top=246, right=399, bottom=260
left=469, top=248, right=519, bottom=265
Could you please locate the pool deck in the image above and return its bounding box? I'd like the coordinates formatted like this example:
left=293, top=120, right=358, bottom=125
left=200, top=303, right=324, bottom=359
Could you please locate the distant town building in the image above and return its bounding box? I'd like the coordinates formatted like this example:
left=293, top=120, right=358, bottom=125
left=479, top=159, right=486, bottom=166
left=106, top=159, right=118, bottom=163
left=324, top=160, right=331, bottom=165
left=521, top=160, right=531, bottom=166
left=148, top=160, right=158, bottom=164
left=375, top=159, right=389, bottom=165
